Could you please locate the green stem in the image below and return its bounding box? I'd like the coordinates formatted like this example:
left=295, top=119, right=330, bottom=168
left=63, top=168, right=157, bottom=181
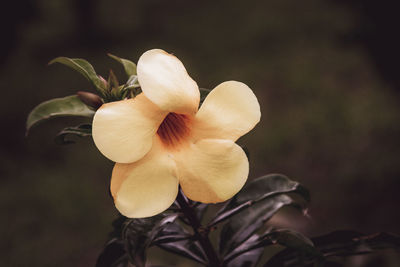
left=176, top=189, right=222, bottom=267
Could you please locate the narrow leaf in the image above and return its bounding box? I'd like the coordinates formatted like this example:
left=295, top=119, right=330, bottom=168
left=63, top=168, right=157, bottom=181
left=55, top=123, right=92, bottom=145
left=267, top=230, right=320, bottom=257
left=26, top=95, right=95, bottom=135
left=108, top=69, right=119, bottom=90
left=155, top=223, right=207, bottom=265
left=225, top=234, right=265, bottom=267
left=219, top=195, right=296, bottom=256
left=122, top=214, right=178, bottom=267
left=158, top=240, right=207, bottom=265
left=210, top=174, right=309, bottom=227
left=265, top=231, right=400, bottom=266
left=217, top=174, right=309, bottom=255
left=108, top=53, right=137, bottom=77
left=96, top=238, right=129, bottom=267
left=49, top=57, right=106, bottom=92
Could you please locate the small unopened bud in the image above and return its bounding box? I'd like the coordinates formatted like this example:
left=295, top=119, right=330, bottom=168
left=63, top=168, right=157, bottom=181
left=98, top=75, right=108, bottom=88
left=77, top=91, right=103, bottom=110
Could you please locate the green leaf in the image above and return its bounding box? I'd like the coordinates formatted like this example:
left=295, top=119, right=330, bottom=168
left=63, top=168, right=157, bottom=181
left=217, top=174, right=309, bottom=255
left=211, top=174, right=309, bottom=227
left=225, top=230, right=320, bottom=267
left=95, top=238, right=129, bottom=267
left=155, top=223, right=207, bottom=265
left=224, top=234, right=265, bottom=267
left=121, top=214, right=178, bottom=267
left=55, top=123, right=92, bottom=145
left=265, top=231, right=400, bottom=266
left=26, top=95, right=95, bottom=135
left=49, top=57, right=106, bottom=93
left=108, top=53, right=137, bottom=77
left=267, top=230, right=319, bottom=257
left=108, top=69, right=119, bottom=90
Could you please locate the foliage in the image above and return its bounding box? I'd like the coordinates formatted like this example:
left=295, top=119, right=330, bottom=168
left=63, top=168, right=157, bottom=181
left=26, top=95, right=94, bottom=135
left=26, top=55, right=400, bottom=267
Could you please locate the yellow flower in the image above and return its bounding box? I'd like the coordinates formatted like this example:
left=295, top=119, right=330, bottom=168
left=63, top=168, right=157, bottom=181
left=92, top=49, right=261, bottom=218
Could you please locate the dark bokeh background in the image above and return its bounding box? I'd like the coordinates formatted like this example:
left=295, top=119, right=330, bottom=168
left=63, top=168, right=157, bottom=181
left=1, top=0, right=400, bottom=266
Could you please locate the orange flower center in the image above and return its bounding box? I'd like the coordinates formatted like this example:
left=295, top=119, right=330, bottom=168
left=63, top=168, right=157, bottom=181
left=157, top=113, right=192, bottom=148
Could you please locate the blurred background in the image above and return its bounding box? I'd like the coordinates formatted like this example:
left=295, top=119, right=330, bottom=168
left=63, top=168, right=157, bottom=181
left=1, top=0, right=400, bottom=266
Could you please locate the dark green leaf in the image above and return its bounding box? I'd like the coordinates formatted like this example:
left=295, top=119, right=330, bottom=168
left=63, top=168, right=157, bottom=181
left=217, top=174, right=309, bottom=255
left=219, top=194, right=296, bottom=256
left=225, top=234, right=265, bottom=267
left=55, top=123, right=92, bottom=145
left=211, top=174, right=309, bottom=227
left=228, top=247, right=264, bottom=267
left=194, top=203, right=208, bottom=223
left=108, top=69, right=120, bottom=90
left=265, top=231, right=400, bottom=266
left=268, top=230, right=320, bottom=257
left=152, top=221, right=191, bottom=245
left=108, top=53, right=137, bottom=77
left=314, top=231, right=400, bottom=257
left=155, top=223, right=207, bottom=265
left=262, top=230, right=321, bottom=267
left=26, top=95, right=95, bottom=135
left=96, top=238, right=130, bottom=267
left=123, top=214, right=178, bottom=267
left=49, top=57, right=106, bottom=93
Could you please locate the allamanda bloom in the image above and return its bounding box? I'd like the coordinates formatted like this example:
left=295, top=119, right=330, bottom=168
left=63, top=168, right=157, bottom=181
left=92, top=49, right=261, bottom=218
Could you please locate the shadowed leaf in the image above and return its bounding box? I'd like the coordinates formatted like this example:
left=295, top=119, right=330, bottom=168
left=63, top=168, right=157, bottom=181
left=55, top=123, right=92, bottom=145
left=108, top=53, right=137, bottom=77
left=96, top=238, right=130, bottom=267
left=265, top=231, right=400, bottom=266
left=26, top=95, right=94, bottom=134
left=210, top=174, right=309, bottom=227
left=155, top=223, right=207, bottom=265
left=49, top=57, right=106, bottom=93
left=216, top=174, right=309, bottom=255
left=225, top=234, right=265, bottom=267
left=122, top=214, right=178, bottom=267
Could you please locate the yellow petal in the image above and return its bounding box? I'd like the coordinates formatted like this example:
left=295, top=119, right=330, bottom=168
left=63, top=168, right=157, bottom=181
left=176, top=139, right=249, bottom=203
left=111, top=137, right=179, bottom=218
left=193, top=81, right=261, bottom=141
left=137, top=49, right=200, bottom=115
left=92, top=94, right=167, bottom=163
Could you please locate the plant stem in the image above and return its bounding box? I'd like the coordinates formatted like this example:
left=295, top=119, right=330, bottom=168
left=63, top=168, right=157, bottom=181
left=176, top=188, right=221, bottom=267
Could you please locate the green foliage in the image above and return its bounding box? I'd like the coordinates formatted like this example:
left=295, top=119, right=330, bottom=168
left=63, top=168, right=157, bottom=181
left=49, top=57, right=107, bottom=94
left=108, top=54, right=137, bottom=77
left=55, top=124, right=92, bottom=145
left=96, top=213, right=181, bottom=267
left=95, top=174, right=400, bottom=267
left=266, top=231, right=400, bottom=266
left=97, top=175, right=313, bottom=267
left=26, top=95, right=94, bottom=135
left=26, top=54, right=400, bottom=267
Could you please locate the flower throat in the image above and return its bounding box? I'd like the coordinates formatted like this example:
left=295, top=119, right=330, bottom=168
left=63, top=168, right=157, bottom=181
left=157, top=113, right=191, bottom=148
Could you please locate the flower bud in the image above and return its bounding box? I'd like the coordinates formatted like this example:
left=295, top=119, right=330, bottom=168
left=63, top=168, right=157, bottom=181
left=77, top=91, right=103, bottom=110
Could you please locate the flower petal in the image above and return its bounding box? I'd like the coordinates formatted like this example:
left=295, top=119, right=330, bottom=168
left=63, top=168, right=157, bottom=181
left=176, top=139, right=249, bottom=203
left=137, top=49, right=200, bottom=115
left=92, top=94, right=167, bottom=163
left=111, top=137, right=179, bottom=218
left=193, top=81, right=261, bottom=141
